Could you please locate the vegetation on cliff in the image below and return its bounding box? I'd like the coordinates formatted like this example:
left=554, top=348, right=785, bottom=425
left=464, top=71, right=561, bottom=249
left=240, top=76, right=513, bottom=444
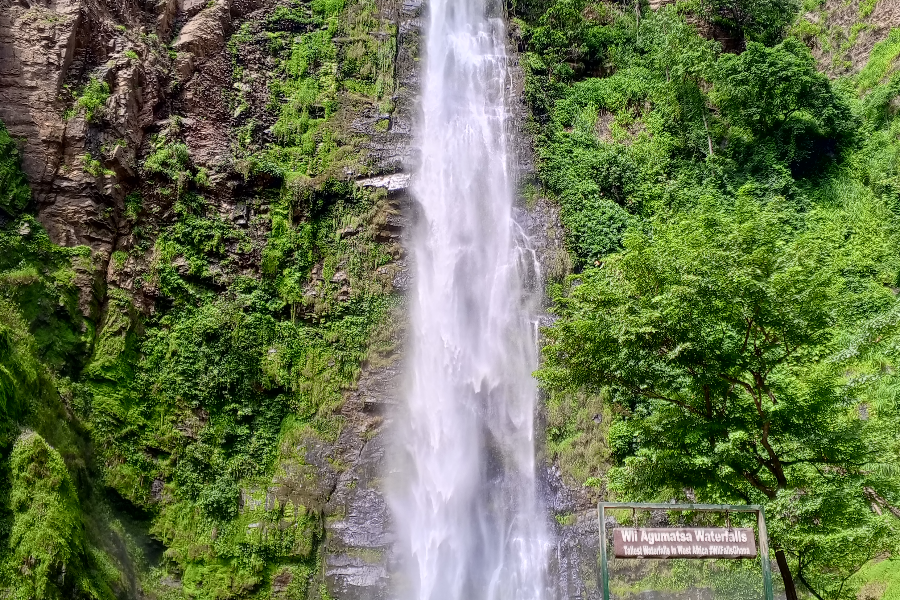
left=0, top=123, right=30, bottom=218
left=0, top=0, right=401, bottom=597
left=522, top=0, right=900, bottom=597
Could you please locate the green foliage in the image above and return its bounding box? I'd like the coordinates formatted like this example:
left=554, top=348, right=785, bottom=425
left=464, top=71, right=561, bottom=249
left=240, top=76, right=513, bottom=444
left=0, top=217, right=90, bottom=372
left=143, top=192, right=251, bottom=301
left=142, top=132, right=198, bottom=197
left=541, top=197, right=881, bottom=496
left=82, top=152, right=114, bottom=178
left=692, top=0, right=800, bottom=45
left=539, top=196, right=900, bottom=596
left=68, top=78, right=111, bottom=123
left=233, top=0, right=395, bottom=183
left=520, top=4, right=855, bottom=270
left=523, top=1, right=900, bottom=597
left=849, top=559, right=900, bottom=600
left=856, top=27, right=900, bottom=93
left=312, top=0, right=344, bottom=17
left=609, top=558, right=770, bottom=600
left=0, top=302, right=41, bottom=451
left=0, top=121, right=30, bottom=218
left=0, top=1, right=401, bottom=598
left=712, top=38, right=854, bottom=170
left=1, top=432, right=93, bottom=599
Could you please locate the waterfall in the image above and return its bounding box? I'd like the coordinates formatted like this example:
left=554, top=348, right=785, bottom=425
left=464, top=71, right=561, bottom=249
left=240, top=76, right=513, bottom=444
left=389, top=1, right=548, bottom=599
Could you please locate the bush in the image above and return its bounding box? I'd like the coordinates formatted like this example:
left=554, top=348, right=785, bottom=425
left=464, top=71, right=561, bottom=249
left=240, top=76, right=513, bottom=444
left=69, top=78, right=110, bottom=123
left=0, top=122, right=30, bottom=218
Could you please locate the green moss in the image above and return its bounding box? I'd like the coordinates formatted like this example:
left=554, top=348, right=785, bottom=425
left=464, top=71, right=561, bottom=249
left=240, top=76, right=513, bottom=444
left=0, top=2, right=402, bottom=597
left=850, top=559, right=900, bottom=600
left=233, top=0, right=396, bottom=182
left=0, top=301, right=42, bottom=449
left=142, top=133, right=194, bottom=196
left=859, top=0, right=880, bottom=19
left=608, top=559, right=768, bottom=600
left=1, top=432, right=94, bottom=599
left=0, top=216, right=91, bottom=372
left=83, top=152, right=114, bottom=177
left=545, top=388, right=610, bottom=488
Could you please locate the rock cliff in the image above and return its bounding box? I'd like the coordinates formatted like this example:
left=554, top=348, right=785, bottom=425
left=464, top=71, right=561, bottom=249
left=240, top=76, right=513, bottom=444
left=1, top=0, right=425, bottom=596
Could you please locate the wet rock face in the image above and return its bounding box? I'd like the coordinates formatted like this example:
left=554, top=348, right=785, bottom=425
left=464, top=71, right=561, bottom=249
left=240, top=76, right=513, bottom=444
left=171, top=0, right=233, bottom=59
left=316, top=0, right=422, bottom=594
left=320, top=186, right=414, bottom=599
left=0, top=0, right=81, bottom=187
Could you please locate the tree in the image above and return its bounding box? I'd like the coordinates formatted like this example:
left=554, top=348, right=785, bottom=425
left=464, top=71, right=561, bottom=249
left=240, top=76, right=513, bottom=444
left=538, top=198, right=900, bottom=598
left=694, top=0, right=799, bottom=46
left=712, top=38, right=854, bottom=172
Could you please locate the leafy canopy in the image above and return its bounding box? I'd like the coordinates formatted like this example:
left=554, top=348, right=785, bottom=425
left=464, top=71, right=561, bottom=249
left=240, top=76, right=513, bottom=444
left=538, top=196, right=900, bottom=596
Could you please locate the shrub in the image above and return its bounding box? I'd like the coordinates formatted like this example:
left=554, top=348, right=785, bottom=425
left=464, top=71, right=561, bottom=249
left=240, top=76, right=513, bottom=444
left=0, top=121, right=30, bottom=218
left=69, top=78, right=111, bottom=123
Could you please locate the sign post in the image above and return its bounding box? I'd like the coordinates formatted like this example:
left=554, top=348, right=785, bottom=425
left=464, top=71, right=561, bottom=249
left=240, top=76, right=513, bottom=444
left=598, top=502, right=774, bottom=600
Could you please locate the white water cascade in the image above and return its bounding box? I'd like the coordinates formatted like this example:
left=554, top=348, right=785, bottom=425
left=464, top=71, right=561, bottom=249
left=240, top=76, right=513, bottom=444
left=389, top=1, right=548, bottom=599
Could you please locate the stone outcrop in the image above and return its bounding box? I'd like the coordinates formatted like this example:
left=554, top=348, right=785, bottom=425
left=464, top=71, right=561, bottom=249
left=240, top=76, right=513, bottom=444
left=0, top=0, right=176, bottom=318
left=802, top=0, right=900, bottom=77
left=172, top=0, right=233, bottom=59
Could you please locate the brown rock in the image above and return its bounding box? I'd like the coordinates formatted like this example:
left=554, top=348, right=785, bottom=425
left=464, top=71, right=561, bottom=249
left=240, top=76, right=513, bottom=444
left=172, top=0, right=233, bottom=60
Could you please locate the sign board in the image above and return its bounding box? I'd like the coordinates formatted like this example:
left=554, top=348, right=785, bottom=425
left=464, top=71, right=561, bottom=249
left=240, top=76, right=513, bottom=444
left=599, top=503, right=774, bottom=600
left=613, top=527, right=757, bottom=559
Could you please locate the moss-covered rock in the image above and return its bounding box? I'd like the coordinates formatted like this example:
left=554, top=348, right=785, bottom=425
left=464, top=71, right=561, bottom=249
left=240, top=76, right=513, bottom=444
left=2, top=432, right=90, bottom=599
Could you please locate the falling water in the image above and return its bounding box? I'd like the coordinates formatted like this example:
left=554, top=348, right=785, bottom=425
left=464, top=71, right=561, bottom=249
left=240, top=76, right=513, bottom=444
left=389, top=1, right=548, bottom=599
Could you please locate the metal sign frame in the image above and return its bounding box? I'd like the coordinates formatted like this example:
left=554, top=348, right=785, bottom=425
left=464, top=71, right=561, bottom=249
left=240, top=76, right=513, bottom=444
left=598, top=502, right=774, bottom=600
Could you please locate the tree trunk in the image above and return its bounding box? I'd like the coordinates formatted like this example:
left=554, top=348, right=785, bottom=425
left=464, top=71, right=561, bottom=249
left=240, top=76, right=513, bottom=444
left=775, top=549, right=799, bottom=600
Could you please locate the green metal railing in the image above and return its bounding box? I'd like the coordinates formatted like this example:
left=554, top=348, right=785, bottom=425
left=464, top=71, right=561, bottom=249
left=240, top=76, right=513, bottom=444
left=598, top=502, right=774, bottom=600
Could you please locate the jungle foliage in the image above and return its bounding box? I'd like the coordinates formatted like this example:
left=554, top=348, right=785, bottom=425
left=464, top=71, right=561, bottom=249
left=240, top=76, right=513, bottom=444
left=0, top=0, right=399, bottom=597
left=0, top=123, right=30, bottom=218
left=520, top=0, right=900, bottom=598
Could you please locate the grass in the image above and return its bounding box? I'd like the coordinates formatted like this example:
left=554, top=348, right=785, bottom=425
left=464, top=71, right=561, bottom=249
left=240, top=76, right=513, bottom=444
left=850, top=559, right=900, bottom=600
left=857, top=28, right=900, bottom=92
left=859, top=0, right=880, bottom=19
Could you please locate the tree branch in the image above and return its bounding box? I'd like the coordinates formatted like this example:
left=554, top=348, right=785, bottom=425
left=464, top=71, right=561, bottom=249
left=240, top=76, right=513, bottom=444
left=865, top=487, right=900, bottom=520
left=759, top=421, right=788, bottom=489
left=797, top=555, right=825, bottom=600
left=719, top=374, right=764, bottom=416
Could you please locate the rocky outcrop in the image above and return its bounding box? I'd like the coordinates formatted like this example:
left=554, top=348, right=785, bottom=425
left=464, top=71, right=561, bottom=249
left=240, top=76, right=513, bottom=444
left=318, top=1, right=422, bottom=596
left=0, top=0, right=177, bottom=320
left=172, top=0, right=232, bottom=59
left=801, top=0, right=900, bottom=77
left=323, top=362, right=403, bottom=600
left=0, top=1, right=81, bottom=185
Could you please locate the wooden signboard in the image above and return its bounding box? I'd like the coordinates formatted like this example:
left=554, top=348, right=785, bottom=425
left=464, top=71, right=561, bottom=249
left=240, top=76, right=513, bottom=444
left=599, top=503, right=774, bottom=600
left=613, top=527, right=757, bottom=559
